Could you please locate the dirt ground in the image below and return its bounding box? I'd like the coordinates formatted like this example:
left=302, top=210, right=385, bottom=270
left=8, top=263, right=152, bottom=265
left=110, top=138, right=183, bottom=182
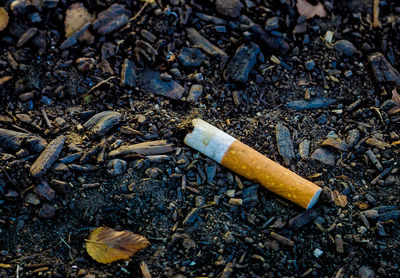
left=0, top=0, right=399, bottom=277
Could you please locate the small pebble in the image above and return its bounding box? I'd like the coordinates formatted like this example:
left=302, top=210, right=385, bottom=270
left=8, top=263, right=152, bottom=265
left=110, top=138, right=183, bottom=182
left=107, top=159, right=127, bottom=176
left=313, top=248, right=323, bottom=258
left=305, top=60, right=316, bottom=71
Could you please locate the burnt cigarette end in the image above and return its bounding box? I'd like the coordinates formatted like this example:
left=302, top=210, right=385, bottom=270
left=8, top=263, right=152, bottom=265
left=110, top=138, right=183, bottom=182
left=184, top=119, right=322, bottom=209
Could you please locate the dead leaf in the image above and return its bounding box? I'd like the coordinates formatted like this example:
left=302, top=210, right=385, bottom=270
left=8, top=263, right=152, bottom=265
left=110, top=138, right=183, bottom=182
left=85, top=227, right=149, bottom=264
left=332, top=190, right=348, bottom=207
left=65, top=3, right=95, bottom=38
left=0, top=7, right=9, bottom=32
left=0, top=263, right=12, bottom=268
left=392, top=140, right=400, bottom=146
left=391, top=88, right=400, bottom=105
left=296, top=0, right=327, bottom=19
left=354, top=201, right=369, bottom=210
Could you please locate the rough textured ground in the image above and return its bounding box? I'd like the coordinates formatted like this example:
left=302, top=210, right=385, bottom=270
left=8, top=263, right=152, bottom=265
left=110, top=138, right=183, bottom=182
left=0, top=0, right=399, bottom=277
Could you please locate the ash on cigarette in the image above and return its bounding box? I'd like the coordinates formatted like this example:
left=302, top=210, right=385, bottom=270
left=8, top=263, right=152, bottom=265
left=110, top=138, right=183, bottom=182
left=0, top=0, right=399, bottom=277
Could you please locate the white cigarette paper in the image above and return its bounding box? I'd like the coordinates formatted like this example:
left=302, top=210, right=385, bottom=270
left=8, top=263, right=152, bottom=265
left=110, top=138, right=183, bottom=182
left=184, top=119, right=322, bottom=209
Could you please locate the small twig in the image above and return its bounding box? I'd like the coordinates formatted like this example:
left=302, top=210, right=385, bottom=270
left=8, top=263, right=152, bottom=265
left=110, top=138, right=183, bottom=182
left=59, top=237, right=74, bottom=260
left=87, top=76, right=117, bottom=94
left=1, top=166, right=17, bottom=186
left=373, top=0, right=381, bottom=28
left=370, top=106, right=384, bottom=125
left=81, top=182, right=100, bottom=189
left=129, top=1, right=149, bottom=22
left=59, top=237, right=71, bottom=250
left=140, top=261, right=151, bottom=278
left=369, top=165, right=393, bottom=186
left=40, top=108, right=53, bottom=130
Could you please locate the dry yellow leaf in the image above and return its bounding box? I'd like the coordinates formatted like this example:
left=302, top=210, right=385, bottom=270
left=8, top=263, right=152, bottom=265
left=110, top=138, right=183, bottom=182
left=65, top=3, right=94, bottom=37
left=392, top=140, right=400, bottom=146
left=85, top=227, right=149, bottom=264
left=0, top=7, right=9, bottom=32
left=354, top=201, right=369, bottom=210
left=296, top=0, right=327, bottom=19
left=332, top=190, right=348, bottom=208
left=0, top=263, right=11, bottom=268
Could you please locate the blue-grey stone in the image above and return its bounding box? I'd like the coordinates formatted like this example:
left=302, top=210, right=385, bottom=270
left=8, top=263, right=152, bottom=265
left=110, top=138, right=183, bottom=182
left=286, top=97, right=336, bottom=111
left=178, top=47, right=206, bottom=67
left=224, top=42, right=260, bottom=84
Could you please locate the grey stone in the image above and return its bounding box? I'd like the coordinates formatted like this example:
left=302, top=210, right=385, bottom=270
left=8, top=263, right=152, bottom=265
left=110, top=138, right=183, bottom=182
left=178, top=48, right=206, bottom=67
left=358, top=266, right=375, bottom=278
left=141, top=68, right=185, bottom=100
left=107, top=159, right=127, bottom=176
left=368, top=52, right=400, bottom=86
left=34, top=183, right=55, bottom=202
left=275, top=124, right=295, bottom=160
left=298, top=139, right=310, bottom=159
left=286, top=97, right=336, bottom=111
left=346, top=129, right=360, bottom=149
left=187, top=85, right=203, bottom=102
left=265, top=17, right=280, bottom=31
left=289, top=208, right=320, bottom=229
left=333, top=40, right=357, bottom=57
left=224, top=43, right=260, bottom=84
left=310, top=148, right=335, bottom=166
left=38, top=204, right=56, bottom=219
left=242, top=185, right=259, bottom=206
left=305, top=60, right=316, bottom=71
left=92, top=4, right=131, bottom=35
left=215, top=0, right=243, bottom=17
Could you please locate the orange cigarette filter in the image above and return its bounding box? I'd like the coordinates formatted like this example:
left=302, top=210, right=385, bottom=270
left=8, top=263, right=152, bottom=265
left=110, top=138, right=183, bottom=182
left=184, top=119, right=322, bottom=209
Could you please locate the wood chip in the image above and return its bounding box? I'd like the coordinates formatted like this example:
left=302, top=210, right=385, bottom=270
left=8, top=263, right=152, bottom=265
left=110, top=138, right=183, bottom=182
left=335, top=234, right=344, bottom=253
left=109, top=140, right=174, bottom=156
left=270, top=232, right=294, bottom=247
left=332, top=190, right=348, bottom=208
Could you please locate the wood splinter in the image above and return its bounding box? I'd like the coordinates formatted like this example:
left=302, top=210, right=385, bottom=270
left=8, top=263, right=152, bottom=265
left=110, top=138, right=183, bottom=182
left=40, top=108, right=53, bottom=130
left=373, top=0, right=381, bottom=28
left=184, top=119, right=322, bottom=209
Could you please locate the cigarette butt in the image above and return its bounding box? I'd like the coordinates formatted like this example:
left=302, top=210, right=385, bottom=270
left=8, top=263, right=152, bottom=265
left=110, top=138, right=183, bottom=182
left=184, top=119, right=322, bottom=209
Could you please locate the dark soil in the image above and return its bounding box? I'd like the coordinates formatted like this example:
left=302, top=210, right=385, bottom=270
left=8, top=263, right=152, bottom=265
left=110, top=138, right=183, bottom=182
left=0, top=0, right=399, bottom=277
